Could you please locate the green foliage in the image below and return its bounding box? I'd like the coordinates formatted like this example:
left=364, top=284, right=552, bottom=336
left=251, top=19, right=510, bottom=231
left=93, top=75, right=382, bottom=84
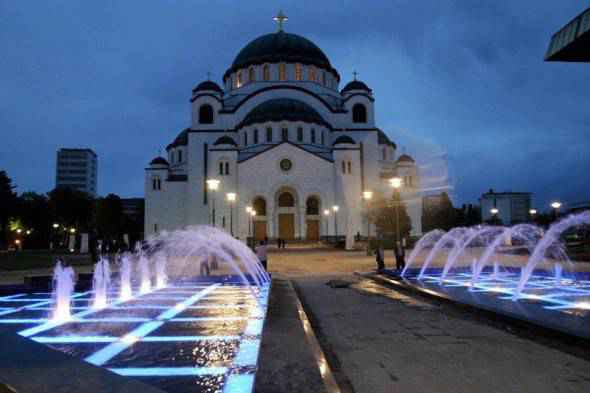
left=48, top=187, right=94, bottom=230
left=422, top=192, right=458, bottom=231
left=95, top=194, right=123, bottom=241
left=0, top=171, right=18, bottom=248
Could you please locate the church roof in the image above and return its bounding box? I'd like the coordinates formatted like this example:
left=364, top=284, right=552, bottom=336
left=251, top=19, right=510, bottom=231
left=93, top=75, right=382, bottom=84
left=377, top=129, right=396, bottom=148
left=166, top=129, right=189, bottom=150
left=341, top=80, right=372, bottom=93
left=224, top=31, right=339, bottom=81
left=192, top=80, right=223, bottom=93
left=397, top=154, right=415, bottom=163
left=237, top=98, right=330, bottom=129
left=213, top=136, right=238, bottom=146
left=332, top=135, right=356, bottom=145
left=150, top=157, right=169, bottom=166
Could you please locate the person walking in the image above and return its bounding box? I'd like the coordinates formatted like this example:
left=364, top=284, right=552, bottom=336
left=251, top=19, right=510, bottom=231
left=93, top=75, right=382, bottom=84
left=375, top=245, right=385, bottom=271
left=256, top=240, right=268, bottom=270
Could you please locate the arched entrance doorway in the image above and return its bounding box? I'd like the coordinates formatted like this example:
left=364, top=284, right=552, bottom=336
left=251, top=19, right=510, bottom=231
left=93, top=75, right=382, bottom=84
left=305, top=196, right=320, bottom=241
left=252, top=197, right=267, bottom=241
left=277, top=190, right=296, bottom=240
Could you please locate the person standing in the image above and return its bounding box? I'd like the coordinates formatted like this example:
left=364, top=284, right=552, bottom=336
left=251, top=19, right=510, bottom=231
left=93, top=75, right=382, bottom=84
left=200, top=257, right=210, bottom=276
left=256, top=240, right=268, bottom=270
left=394, top=241, right=406, bottom=271
left=375, top=245, right=385, bottom=271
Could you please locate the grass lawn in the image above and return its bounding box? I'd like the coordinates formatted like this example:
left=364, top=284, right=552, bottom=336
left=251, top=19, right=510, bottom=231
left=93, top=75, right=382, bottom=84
left=0, top=250, right=94, bottom=271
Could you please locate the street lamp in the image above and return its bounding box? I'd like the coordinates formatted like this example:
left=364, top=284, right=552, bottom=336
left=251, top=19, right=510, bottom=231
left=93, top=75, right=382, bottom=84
left=52, top=223, right=59, bottom=229
left=551, top=201, right=562, bottom=220
left=490, top=208, right=499, bottom=215
left=16, top=228, right=22, bottom=234
left=332, top=205, right=339, bottom=239
left=226, top=192, right=237, bottom=236
left=323, top=209, right=331, bottom=239
left=390, top=177, right=403, bottom=248
left=362, top=191, right=373, bottom=253
left=250, top=210, right=257, bottom=243
left=529, top=208, right=537, bottom=222
left=206, top=179, right=220, bottom=226
left=70, top=228, right=76, bottom=234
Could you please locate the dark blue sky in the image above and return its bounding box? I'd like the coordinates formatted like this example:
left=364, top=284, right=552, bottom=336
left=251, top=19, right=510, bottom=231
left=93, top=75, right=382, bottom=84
left=1, top=1, right=588, bottom=211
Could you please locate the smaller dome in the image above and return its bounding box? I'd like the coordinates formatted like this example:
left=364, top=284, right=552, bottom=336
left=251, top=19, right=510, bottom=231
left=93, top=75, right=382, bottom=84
left=341, top=80, right=372, bottom=93
left=192, top=80, right=223, bottom=93
left=397, top=154, right=415, bottom=163
left=150, top=157, right=169, bottom=166
left=332, top=135, right=356, bottom=145
left=238, top=98, right=329, bottom=129
left=214, top=136, right=238, bottom=146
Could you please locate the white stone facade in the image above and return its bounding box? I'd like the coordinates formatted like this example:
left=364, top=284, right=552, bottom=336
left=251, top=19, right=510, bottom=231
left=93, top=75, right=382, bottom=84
left=145, top=28, right=422, bottom=241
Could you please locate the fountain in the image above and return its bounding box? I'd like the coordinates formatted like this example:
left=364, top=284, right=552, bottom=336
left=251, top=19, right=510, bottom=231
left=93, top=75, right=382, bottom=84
left=92, top=257, right=111, bottom=309
left=119, top=253, right=133, bottom=301
left=138, top=253, right=151, bottom=294
left=155, top=252, right=168, bottom=289
left=51, top=259, right=76, bottom=322
left=385, top=212, right=590, bottom=338
left=401, top=229, right=445, bottom=276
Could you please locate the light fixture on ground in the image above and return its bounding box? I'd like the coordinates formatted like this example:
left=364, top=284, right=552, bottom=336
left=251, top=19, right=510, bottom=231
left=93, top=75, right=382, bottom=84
left=389, top=177, right=403, bottom=248
left=226, top=192, right=237, bottom=236
left=206, top=179, right=221, bottom=226
left=332, top=205, right=339, bottom=238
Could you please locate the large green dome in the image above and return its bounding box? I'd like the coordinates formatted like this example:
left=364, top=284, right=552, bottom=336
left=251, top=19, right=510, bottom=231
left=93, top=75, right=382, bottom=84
left=224, top=31, right=339, bottom=80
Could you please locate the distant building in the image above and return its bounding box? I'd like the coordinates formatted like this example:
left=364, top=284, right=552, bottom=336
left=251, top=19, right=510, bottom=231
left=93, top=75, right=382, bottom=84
left=55, top=148, right=97, bottom=196
left=545, top=7, right=590, bottom=62
left=480, top=189, right=532, bottom=225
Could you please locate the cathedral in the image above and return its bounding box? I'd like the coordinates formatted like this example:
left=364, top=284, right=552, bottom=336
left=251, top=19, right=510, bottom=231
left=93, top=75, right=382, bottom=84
left=145, top=14, right=422, bottom=243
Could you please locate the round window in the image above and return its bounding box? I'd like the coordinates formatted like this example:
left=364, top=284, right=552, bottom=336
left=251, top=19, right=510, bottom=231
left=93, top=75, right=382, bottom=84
left=280, top=159, right=293, bottom=172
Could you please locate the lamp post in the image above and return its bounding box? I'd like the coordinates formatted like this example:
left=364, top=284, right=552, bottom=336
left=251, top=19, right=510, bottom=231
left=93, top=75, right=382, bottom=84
left=323, top=209, right=330, bottom=240
left=332, top=205, right=339, bottom=240
left=251, top=210, right=257, bottom=244
left=206, top=179, right=220, bottom=226
left=226, top=192, right=236, bottom=236
left=529, top=208, right=537, bottom=222
left=551, top=201, right=561, bottom=221
left=246, top=206, right=253, bottom=238
left=390, top=177, right=403, bottom=248
left=362, top=191, right=373, bottom=251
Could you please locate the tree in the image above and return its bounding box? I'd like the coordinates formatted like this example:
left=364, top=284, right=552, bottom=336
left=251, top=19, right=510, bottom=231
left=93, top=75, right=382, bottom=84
left=48, top=188, right=94, bottom=231
left=422, top=192, right=457, bottom=232
left=17, top=192, right=51, bottom=249
left=95, top=194, right=123, bottom=242
left=368, top=191, right=412, bottom=243
left=0, top=171, right=18, bottom=249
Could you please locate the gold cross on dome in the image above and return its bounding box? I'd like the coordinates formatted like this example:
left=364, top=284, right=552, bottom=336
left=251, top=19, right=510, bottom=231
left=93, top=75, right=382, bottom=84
left=273, top=10, right=288, bottom=31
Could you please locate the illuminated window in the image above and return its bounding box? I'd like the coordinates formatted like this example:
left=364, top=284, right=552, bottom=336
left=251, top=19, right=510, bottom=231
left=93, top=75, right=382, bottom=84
left=308, top=66, right=316, bottom=81
left=236, top=71, right=242, bottom=87
left=254, top=128, right=259, bottom=144
left=266, top=127, right=272, bottom=142
left=297, top=127, right=303, bottom=142
left=263, top=65, right=270, bottom=81
left=248, top=67, right=255, bottom=82
left=279, top=63, right=286, bottom=81
left=295, top=63, right=302, bottom=81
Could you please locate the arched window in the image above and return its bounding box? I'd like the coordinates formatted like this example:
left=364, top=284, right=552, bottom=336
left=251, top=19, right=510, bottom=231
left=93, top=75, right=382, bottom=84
left=352, top=104, right=367, bottom=123
left=279, top=63, right=286, bottom=81
left=236, top=71, right=243, bottom=87
left=263, top=65, right=270, bottom=81
left=308, top=66, right=316, bottom=81
left=225, top=162, right=229, bottom=175
left=152, top=176, right=161, bottom=190
left=306, top=196, right=319, bottom=215
left=266, top=127, right=273, bottom=142
left=347, top=161, right=352, bottom=174
left=341, top=161, right=346, bottom=174
left=219, top=161, right=230, bottom=176
left=278, top=192, right=294, bottom=207
left=222, top=216, right=226, bottom=228
left=281, top=127, right=288, bottom=141
left=219, top=162, right=224, bottom=175
left=199, top=104, right=214, bottom=124
left=248, top=67, right=255, bottom=82
left=253, top=129, right=259, bottom=144
left=297, top=127, right=303, bottom=142
left=311, top=128, right=316, bottom=144
left=253, top=197, right=267, bottom=216
left=295, top=63, right=302, bottom=81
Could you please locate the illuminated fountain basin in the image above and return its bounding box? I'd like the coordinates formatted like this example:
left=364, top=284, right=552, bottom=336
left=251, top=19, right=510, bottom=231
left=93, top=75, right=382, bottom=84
left=394, top=214, right=590, bottom=339
left=0, top=227, right=271, bottom=393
